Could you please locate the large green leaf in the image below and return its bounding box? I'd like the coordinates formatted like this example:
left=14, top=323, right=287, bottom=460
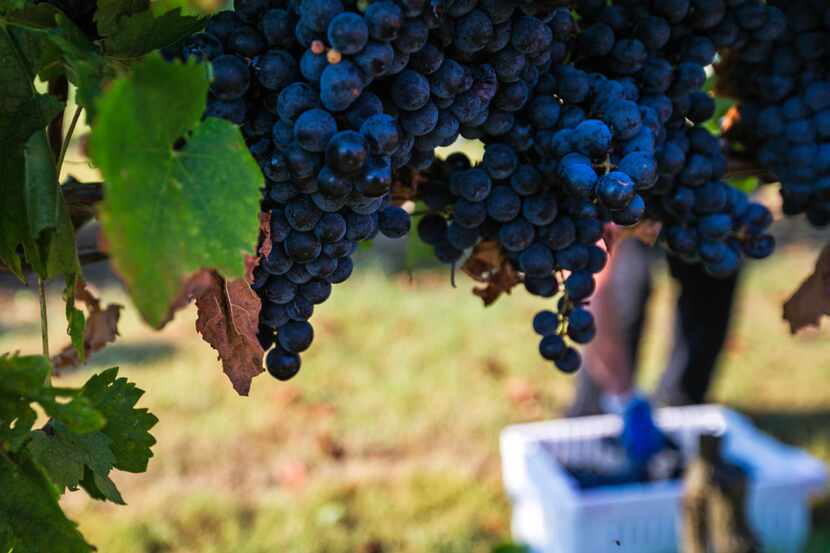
left=103, top=7, right=205, bottom=59
left=28, top=420, right=125, bottom=504
left=79, top=367, right=158, bottom=473
left=90, top=55, right=263, bottom=327
left=0, top=454, right=93, bottom=553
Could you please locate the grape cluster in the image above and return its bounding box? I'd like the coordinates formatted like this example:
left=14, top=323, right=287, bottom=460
left=571, top=0, right=778, bottom=274
left=168, top=0, right=421, bottom=380
left=171, top=0, right=779, bottom=378
left=718, top=0, right=830, bottom=227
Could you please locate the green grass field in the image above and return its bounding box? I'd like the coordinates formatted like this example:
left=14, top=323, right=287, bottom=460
left=1, top=241, right=829, bottom=553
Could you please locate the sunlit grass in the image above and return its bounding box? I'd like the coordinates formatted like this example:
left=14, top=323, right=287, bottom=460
left=1, top=243, right=829, bottom=552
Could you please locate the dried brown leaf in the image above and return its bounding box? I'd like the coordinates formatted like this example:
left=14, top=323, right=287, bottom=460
left=602, top=221, right=662, bottom=254
left=462, top=241, right=521, bottom=305
left=257, top=210, right=272, bottom=264
left=475, top=263, right=521, bottom=306
left=390, top=167, right=421, bottom=205
left=52, top=281, right=123, bottom=369
left=194, top=271, right=264, bottom=396
left=783, top=243, right=830, bottom=334
left=461, top=240, right=503, bottom=283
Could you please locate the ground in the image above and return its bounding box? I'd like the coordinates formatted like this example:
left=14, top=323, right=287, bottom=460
left=1, top=240, right=829, bottom=553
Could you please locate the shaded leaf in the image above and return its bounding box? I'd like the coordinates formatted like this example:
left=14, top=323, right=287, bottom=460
left=4, top=4, right=65, bottom=80
left=47, top=14, right=113, bottom=120
left=53, top=280, right=123, bottom=369
left=80, top=367, right=157, bottom=472
left=63, top=274, right=86, bottom=363
left=79, top=464, right=119, bottom=501
left=90, top=55, right=262, bottom=328
left=0, top=0, right=32, bottom=13
left=23, top=131, right=81, bottom=280
left=0, top=454, right=93, bottom=553
left=103, top=7, right=206, bottom=59
left=0, top=25, right=70, bottom=279
left=194, top=270, right=265, bottom=395
left=95, top=0, right=150, bottom=36
left=0, top=354, right=104, bottom=435
left=783, top=243, right=830, bottom=334
left=0, top=397, right=36, bottom=451
left=27, top=419, right=124, bottom=504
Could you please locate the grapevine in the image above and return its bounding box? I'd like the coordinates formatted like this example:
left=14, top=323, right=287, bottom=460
left=0, top=0, right=828, bottom=551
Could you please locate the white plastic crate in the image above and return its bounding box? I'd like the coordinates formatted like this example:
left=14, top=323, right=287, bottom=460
left=500, top=405, right=827, bottom=553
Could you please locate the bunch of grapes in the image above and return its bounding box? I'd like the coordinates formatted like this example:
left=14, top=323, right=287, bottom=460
left=168, top=0, right=781, bottom=379
left=571, top=0, right=778, bottom=274
left=717, top=0, right=830, bottom=227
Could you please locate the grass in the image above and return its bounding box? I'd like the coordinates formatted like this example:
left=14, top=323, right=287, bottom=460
left=1, top=241, right=829, bottom=553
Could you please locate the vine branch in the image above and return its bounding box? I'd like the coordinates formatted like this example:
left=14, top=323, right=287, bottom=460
left=57, top=105, right=83, bottom=175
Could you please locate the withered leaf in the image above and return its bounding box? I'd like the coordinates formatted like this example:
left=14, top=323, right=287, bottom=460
left=462, top=241, right=521, bottom=305
left=472, top=261, right=521, bottom=306
left=53, top=281, right=123, bottom=369
left=194, top=271, right=264, bottom=396
left=257, top=210, right=272, bottom=267
left=602, top=220, right=662, bottom=254
left=783, top=243, right=830, bottom=334
left=461, top=241, right=504, bottom=283
left=390, top=167, right=421, bottom=206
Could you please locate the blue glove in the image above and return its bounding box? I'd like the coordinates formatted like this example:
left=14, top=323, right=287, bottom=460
left=621, top=396, right=665, bottom=469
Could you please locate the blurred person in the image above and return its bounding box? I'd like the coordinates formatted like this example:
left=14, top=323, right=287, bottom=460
left=567, top=236, right=741, bottom=417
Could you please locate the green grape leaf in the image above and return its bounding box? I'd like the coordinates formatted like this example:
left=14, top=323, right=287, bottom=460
left=90, top=55, right=263, bottom=328
left=151, top=0, right=212, bottom=16
left=0, top=397, right=36, bottom=451
left=95, top=0, right=150, bottom=37
left=79, top=367, right=158, bottom=473
left=45, top=14, right=113, bottom=121
left=0, top=454, right=93, bottom=553
left=3, top=5, right=65, bottom=80
left=0, top=25, right=68, bottom=279
left=79, top=464, right=124, bottom=502
left=27, top=420, right=125, bottom=504
left=4, top=8, right=116, bottom=121
left=64, top=275, right=87, bottom=363
left=103, top=7, right=205, bottom=59
left=0, top=354, right=105, bottom=436
left=0, top=0, right=31, bottom=14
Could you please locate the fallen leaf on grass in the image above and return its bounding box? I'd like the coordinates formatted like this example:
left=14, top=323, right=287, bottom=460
left=317, top=431, right=347, bottom=461
left=783, top=243, right=830, bottom=334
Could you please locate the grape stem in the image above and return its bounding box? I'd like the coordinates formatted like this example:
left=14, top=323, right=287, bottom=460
left=56, top=105, right=84, bottom=176
left=38, top=277, right=50, bottom=380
